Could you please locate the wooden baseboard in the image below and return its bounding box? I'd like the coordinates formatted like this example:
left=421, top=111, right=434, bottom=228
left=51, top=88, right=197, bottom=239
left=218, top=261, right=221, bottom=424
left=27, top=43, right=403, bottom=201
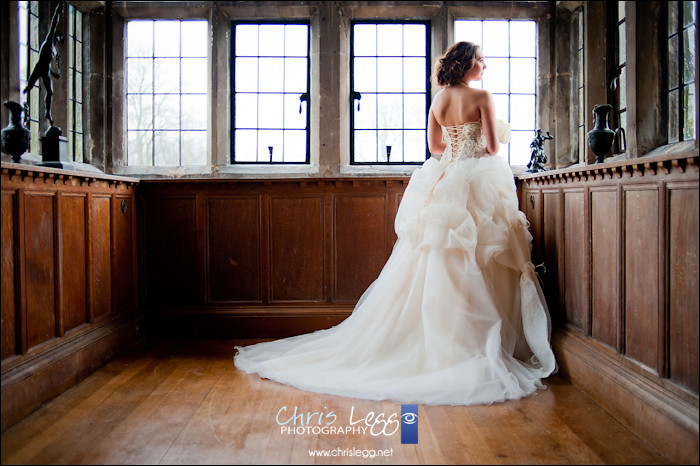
left=144, top=306, right=354, bottom=338
left=1, top=312, right=143, bottom=432
left=553, top=328, right=699, bottom=465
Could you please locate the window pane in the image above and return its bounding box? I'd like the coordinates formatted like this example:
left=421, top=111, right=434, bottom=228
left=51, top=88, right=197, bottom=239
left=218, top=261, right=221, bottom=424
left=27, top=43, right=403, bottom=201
left=181, top=21, right=208, bottom=57
left=127, top=21, right=153, bottom=57
left=235, top=58, right=259, bottom=92
left=354, top=93, right=377, bottom=129
left=403, top=58, right=427, bottom=92
left=669, top=88, right=680, bottom=143
left=619, top=66, right=627, bottom=110
left=284, top=58, right=308, bottom=93
left=683, top=26, right=696, bottom=84
left=683, top=84, right=696, bottom=140
left=669, top=1, right=679, bottom=32
left=378, top=130, right=402, bottom=162
left=128, top=95, right=153, bottom=130
left=493, top=94, right=509, bottom=121
left=510, top=21, right=536, bottom=57
left=154, top=58, right=180, bottom=93
left=258, top=94, right=284, bottom=128
left=180, top=131, right=207, bottom=165
left=354, top=24, right=376, bottom=56
left=377, top=94, right=402, bottom=129
left=283, top=130, right=307, bottom=162
left=235, top=94, right=258, bottom=128
left=618, top=22, right=626, bottom=64
left=128, top=131, right=152, bottom=165
left=258, top=58, right=284, bottom=92
left=259, top=25, right=285, bottom=56
left=377, top=57, right=403, bottom=92
left=483, top=58, right=509, bottom=93
left=404, top=130, right=427, bottom=162
left=235, top=130, right=258, bottom=162
left=668, top=35, right=679, bottom=88
left=181, top=131, right=207, bottom=165
left=404, top=94, right=426, bottom=129
left=510, top=58, right=535, bottom=94
left=127, top=58, right=152, bottom=93
left=483, top=21, right=509, bottom=56
left=354, top=57, right=377, bottom=92
left=154, top=95, right=180, bottom=129
left=285, top=24, right=308, bottom=56
left=404, top=24, right=426, bottom=56
left=181, top=94, right=207, bottom=130
left=154, top=131, right=180, bottom=165
left=511, top=95, right=536, bottom=130
left=284, top=94, right=307, bottom=129
left=236, top=25, right=259, bottom=56
left=258, top=130, right=284, bottom=162
left=154, top=21, right=180, bottom=57
left=377, top=24, right=403, bottom=56
left=683, top=1, right=696, bottom=27
left=455, top=20, right=482, bottom=45
left=354, top=131, right=377, bottom=162
left=182, top=58, right=208, bottom=93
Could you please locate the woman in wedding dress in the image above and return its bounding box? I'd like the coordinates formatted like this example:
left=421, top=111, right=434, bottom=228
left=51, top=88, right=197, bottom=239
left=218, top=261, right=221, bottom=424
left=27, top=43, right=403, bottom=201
left=234, top=42, right=556, bottom=406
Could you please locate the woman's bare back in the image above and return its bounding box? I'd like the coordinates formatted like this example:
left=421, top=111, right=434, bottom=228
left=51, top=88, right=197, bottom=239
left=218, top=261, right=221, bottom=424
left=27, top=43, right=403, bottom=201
left=431, top=85, right=488, bottom=127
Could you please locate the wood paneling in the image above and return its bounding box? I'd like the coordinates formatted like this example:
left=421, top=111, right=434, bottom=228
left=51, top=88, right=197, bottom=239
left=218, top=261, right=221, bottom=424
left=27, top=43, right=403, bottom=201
left=668, top=184, right=699, bottom=393
left=333, top=195, right=388, bottom=302
left=519, top=151, right=699, bottom=466
left=91, top=196, right=112, bottom=320
left=1, top=163, right=140, bottom=433
left=1, top=191, right=16, bottom=359
left=563, top=190, right=587, bottom=331
left=590, top=189, right=619, bottom=348
left=24, top=192, right=56, bottom=348
left=143, top=196, right=198, bottom=304
left=112, top=195, right=135, bottom=313
left=542, top=191, right=561, bottom=322
left=207, top=196, right=261, bottom=303
left=270, top=196, right=324, bottom=302
left=60, top=194, right=87, bottom=333
left=624, top=187, right=659, bottom=372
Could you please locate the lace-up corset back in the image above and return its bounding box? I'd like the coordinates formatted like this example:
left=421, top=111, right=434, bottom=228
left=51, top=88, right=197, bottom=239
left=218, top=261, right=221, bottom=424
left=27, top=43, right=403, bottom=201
left=441, top=121, right=488, bottom=163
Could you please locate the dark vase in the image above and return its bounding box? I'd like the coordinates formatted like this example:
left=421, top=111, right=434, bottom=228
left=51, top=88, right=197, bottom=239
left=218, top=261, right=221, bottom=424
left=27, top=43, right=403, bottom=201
left=1, top=101, right=31, bottom=163
left=588, top=104, right=615, bottom=164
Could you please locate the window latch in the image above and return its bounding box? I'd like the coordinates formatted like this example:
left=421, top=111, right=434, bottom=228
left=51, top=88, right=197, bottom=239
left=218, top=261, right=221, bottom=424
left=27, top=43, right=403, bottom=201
left=299, top=93, right=309, bottom=114
left=351, top=91, right=362, bottom=111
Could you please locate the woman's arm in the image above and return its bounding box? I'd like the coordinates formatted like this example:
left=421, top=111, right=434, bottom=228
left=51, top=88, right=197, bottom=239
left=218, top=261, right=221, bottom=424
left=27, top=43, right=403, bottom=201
left=479, top=91, right=499, bottom=155
left=427, top=108, right=446, bottom=155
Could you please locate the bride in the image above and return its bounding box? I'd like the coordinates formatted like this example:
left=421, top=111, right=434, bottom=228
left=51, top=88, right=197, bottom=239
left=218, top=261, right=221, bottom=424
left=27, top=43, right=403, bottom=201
left=234, top=42, right=557, bottom=406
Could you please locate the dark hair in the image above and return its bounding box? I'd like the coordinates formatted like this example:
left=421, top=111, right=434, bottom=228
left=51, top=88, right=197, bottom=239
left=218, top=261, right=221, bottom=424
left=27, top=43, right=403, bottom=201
left=434, top=41, right=480, bottom=86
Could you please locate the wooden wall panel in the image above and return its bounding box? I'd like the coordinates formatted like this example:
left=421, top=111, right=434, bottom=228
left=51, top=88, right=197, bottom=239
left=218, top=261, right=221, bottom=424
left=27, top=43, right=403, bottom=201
left=590, top=189, right=618, bottom=348
left=563, top=190, right=587, bottom=331
left=542, top=191, right=561, bottom=323
left=91, top=196, right=112, bottom=320
left=668, top=185, right=699, bottom=393
left=1, top=191, right=16, bottom=359
left=112, top=195, right=135, bottom=313
left=624, top=187, right=660, bottom=372
left=144, top=196, right=198, bottom=304
left=24, top=192, right=56, bottom=348
left=60, top=194, right=87, bottom=333
left=333, top=195, right=388, bottom=302
left=207, top=196, right=261, bottom=303
left=270, top=196, right=324, bottom=302
left=523, top=190, right=542, bottom=261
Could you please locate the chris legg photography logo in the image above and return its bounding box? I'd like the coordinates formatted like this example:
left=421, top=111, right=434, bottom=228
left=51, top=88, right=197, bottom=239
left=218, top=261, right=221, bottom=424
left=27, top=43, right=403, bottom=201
left=275, top=403, right=419, bottom=444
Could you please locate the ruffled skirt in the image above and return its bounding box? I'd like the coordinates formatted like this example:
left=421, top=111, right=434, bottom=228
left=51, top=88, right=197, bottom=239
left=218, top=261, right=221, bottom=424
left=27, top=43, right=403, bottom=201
left=234, top=155, right=556, bottom=406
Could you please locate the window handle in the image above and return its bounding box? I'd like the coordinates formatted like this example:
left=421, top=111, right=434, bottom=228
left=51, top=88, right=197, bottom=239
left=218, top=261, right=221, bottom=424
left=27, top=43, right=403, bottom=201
left=352, top=91, right=362, bottom=111
left=299, top=92, right=309, bottom=113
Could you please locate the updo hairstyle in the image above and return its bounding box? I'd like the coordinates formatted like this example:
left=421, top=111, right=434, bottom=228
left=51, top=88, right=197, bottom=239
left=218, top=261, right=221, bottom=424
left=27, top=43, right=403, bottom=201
left=434, top=41, right=480, bottom=87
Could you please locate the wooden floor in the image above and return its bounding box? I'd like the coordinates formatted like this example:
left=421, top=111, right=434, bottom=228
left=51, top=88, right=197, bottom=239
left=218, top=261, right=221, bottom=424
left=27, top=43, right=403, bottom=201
left=1, top=339, right=666, bottom=465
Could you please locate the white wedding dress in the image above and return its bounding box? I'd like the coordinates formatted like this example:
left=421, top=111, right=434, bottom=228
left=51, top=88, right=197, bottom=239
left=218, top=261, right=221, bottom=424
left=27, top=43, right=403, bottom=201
left=234, top=121, right=557, bottom=406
